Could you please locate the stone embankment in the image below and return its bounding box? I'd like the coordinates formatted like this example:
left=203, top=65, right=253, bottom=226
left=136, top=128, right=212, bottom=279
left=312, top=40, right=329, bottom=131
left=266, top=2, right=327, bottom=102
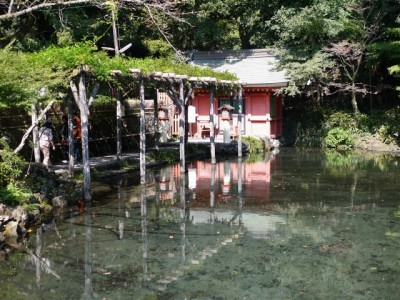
left=354, top=134, right=400, bottom=154
left=0, top=163, right=78, bottom=259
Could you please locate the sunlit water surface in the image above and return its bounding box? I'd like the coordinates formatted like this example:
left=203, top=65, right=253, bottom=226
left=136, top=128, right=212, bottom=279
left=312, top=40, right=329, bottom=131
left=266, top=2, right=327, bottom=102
left=1, top=149, right=400, bottom=299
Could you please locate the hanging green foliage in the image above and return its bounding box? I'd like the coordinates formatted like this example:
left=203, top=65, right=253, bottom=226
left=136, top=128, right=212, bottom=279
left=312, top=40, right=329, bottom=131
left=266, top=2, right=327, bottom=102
left=0, top=48, right=69, bottom=108
left=0, top=42, right=237, bottom=110
left=31, top=42, right=237, bottom=82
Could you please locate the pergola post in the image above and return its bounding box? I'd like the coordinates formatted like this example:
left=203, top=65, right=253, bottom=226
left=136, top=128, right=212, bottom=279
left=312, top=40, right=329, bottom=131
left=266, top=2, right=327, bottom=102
left=139, top=78, right=146, bottom=184
left=67, top=96, right=74, bottom=176
left=79, top=76, right=92, bottom=202
left=70, top=68, right=100, bottom=202
left=154, top=89, right=159, bottom=151
left=179, top=80, right=186, bottom=174
left=111, top=71, right=123, bottom=162
left=209, top=84, right=216, bottom=164
left=237, top=85, right=243, bottom=158
left=31, top=104, right=41, bottom=162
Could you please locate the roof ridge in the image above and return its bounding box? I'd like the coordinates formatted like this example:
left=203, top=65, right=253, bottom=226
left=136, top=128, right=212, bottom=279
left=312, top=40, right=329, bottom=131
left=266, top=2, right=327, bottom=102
left=190, top=48, right=277, bottom=60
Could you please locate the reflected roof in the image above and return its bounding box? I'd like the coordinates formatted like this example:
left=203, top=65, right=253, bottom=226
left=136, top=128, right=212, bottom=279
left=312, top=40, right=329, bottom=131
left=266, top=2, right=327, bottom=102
left=189, top=209, right=286, bottom=239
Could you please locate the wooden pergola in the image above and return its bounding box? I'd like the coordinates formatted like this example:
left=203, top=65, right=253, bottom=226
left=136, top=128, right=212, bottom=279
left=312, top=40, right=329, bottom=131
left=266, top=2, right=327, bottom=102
left=28, top=68, right=244, bottom=201
left=122, top=69, right=244, bottom=177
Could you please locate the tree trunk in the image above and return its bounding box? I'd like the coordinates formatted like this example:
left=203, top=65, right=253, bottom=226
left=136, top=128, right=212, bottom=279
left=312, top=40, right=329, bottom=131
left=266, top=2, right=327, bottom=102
left=316, top=84, right=321, bottom=107
left=237, top=18, right=251, bottom=49
left=351, top=83, right=359, bottom=115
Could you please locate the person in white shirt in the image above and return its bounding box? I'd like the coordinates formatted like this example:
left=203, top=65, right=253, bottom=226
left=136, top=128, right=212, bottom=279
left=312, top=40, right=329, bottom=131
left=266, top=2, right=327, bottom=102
left=39, top=120, right=56, bottom=169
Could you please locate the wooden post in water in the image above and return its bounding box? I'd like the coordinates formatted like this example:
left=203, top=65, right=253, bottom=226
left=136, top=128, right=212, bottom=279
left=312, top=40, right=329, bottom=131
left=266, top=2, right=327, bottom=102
left=237, top=86, right=243, bottom=158
left=180, top=174, right=186, bottom=263
left=141, top=183, right=148, bottom=281
left=238, top=158, right=243, bottom=226
left=210, top=163, right=216, bottom=223
left=35, top=226, right=43, bottom=285
left=84, top=205, right=93, bottom=298
left=209, top=84, right=216, bottom=164
left=116, top=88, right=122, bottom=161
left=139, top=78, right=146, bottom=184
left=179, top=80, right=186, bottom=174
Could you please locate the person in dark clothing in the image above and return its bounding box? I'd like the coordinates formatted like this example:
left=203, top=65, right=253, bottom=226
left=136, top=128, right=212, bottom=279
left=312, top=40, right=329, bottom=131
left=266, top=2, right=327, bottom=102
left=72, top=115, right=82, bottom=161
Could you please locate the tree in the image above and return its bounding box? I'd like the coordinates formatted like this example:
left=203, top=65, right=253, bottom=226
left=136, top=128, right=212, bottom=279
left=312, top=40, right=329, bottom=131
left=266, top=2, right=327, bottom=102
left=170, top=0, right=305, bottom=51
left=271, top=0, right=400, bottom=113
left=270, top=0, right=351, bottom=105
left=0, top=0, right=181, bottom=21
left=0, top=0, right=187, bottom=59
left=368, top=11, right=400, bottom=97
left=321, top=0, right=399, bottom=114
left=323, top=41, right=367, bottom=114
left=280, top=51, right=334, bottom=106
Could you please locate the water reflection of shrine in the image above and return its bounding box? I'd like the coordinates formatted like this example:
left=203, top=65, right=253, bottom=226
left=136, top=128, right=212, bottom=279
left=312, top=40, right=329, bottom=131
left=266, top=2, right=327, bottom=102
left=156, top=154, right=277, bottom=206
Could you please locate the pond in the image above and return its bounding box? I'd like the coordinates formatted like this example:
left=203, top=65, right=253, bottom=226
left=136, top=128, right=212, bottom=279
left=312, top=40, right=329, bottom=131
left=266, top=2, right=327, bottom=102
left=1, top=148, right=400, bottom=299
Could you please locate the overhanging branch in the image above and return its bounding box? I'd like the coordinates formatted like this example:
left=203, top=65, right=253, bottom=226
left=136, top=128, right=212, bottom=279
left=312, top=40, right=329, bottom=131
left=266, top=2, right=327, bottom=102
left=13, top=100, right=55, bottom=154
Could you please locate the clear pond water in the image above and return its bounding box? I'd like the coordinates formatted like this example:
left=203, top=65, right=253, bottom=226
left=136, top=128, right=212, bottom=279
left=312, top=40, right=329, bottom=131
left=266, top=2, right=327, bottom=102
left=1, top=148, right=400, bottom=299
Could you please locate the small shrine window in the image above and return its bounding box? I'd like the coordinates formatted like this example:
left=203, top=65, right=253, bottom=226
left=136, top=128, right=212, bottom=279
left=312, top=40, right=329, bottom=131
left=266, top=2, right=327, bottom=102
left=218, top=98, right=245, bottom=114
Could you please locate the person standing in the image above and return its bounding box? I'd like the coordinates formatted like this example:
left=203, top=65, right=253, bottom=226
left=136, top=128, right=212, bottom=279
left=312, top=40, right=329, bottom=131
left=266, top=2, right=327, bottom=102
left=39, top=120, right=56, bottom=169
left=72, top=115, right=82, bottom=161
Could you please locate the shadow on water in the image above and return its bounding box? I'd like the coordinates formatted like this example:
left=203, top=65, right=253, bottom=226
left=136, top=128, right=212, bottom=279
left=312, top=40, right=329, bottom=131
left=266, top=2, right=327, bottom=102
left=1, top=148, right=400, bottom=299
